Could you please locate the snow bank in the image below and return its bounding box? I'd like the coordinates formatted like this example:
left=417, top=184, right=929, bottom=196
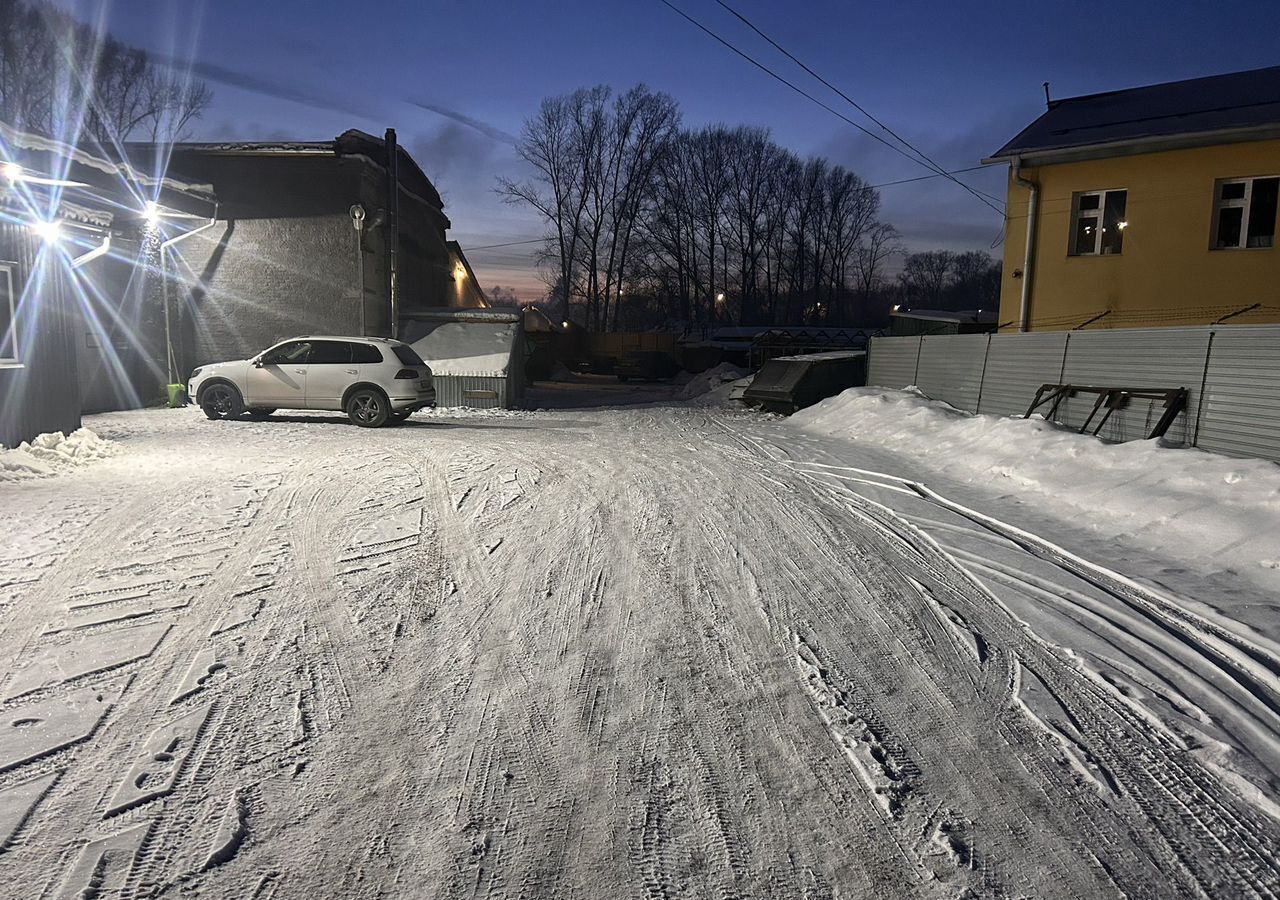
left=677, top=363, right=749, bottom=403
left=792, top=387, right=1280, bottom=586
left=0, top=428, right=118, bottom=482
left=411, top=322, right=517, bottom=377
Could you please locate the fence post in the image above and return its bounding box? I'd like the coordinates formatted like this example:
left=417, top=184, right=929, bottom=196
left=974, top=334, right=992, bottom=414
left=1193, top=329, right=1215, bottom=448
left=913, top=336, right=923, bottom=387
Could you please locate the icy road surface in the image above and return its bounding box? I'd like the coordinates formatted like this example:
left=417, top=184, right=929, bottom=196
left=0, top=404, right=1277, bottom=899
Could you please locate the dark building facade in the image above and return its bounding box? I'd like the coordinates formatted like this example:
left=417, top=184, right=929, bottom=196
left=130, top=130, right=485, bottom=377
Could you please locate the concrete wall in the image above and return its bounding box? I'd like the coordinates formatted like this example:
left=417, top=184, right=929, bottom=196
left=166, top=151, right=454, bottom=371
left=175, top=215, right=362, bottom=368
left=999, top=138, right=1280, bottom=331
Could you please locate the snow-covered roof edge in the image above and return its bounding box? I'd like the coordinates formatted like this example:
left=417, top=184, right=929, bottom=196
left=0, top=121, right=215, bottom=199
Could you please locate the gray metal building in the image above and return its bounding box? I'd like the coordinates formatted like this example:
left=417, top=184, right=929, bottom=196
left=0, top=125, right=216, bottom=446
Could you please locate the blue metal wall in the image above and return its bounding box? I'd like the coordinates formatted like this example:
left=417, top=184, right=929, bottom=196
left=0, top=222, right=82, bottom=447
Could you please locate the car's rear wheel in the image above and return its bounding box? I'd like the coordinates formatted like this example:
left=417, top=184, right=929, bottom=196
left=200, top=383, right=244, bottom=420
left=245, top=408, right=275, bottom=419
left=347, top=388, right=389, bottom=428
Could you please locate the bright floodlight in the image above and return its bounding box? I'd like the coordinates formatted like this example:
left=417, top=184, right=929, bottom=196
left=2, top=162, right=21, bottom=181
left=454, top=263, right=468, bottom=280
left=31, top=219, right=62, bottom=242
left=143, top=201, right=161, bottom=226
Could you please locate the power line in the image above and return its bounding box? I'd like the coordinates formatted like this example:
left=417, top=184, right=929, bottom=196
left=712, top=0, right=1004, bottom=209
left=464, top=237, right=546, bottom=251
left=658, top=0, right=1004, bottom=216
left=868, top=165, right=988, bottom=189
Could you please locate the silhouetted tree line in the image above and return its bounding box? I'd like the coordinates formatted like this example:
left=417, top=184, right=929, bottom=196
left=500, top=84, right=907, bottom=332
left=895, top=249, right=1002, bottom=314
left=0, top=0, right=211, bottom=143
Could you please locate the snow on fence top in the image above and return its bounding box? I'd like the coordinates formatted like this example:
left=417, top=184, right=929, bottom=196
left=410, top=322, right=518, bottom=378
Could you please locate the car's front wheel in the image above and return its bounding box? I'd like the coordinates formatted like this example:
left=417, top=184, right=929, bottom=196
left=199, top=383, right=244, bottom=420
left=347, top=388, right=390, bottom=428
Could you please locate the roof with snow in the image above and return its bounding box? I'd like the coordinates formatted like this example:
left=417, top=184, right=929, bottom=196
left=409, top=320, right=520, bottom=378
left=986, top=65, right=1280, bottom=162
left=125, top=129, right=443, bottom=211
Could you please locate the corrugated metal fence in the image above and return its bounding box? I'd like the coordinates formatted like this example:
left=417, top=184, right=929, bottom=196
left=867, top=324, right=1280, bottom=462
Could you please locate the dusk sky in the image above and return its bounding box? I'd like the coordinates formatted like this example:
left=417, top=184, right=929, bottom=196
left=61, top=0, right=1280, bottom=300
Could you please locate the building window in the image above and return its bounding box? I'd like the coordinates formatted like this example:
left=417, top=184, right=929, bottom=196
left=0, top=263, right=17, bottom=364
left=1212, top=176, right=1279, bottom=249
left=1070, top=190, right=1127, bottom=256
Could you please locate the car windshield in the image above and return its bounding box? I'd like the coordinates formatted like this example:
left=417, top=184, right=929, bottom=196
left=392, top=345, right=427, bottom=367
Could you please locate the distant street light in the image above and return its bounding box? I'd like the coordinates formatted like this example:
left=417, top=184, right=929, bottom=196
left=3, top=162, right=22, bottom=182
left=716, top=292, right=725, bottom=302
left=143, top=201, right=161, bottom=226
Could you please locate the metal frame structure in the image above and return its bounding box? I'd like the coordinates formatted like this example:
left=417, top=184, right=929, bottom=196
left=1025, top=383, right=1188, bottom=439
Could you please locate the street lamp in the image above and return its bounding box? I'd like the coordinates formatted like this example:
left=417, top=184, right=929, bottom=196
left=3, top=162, right=22, bottom=182
left=31, top=219, right=62, bottom=243
left=143, top=201, right=161, bottom=226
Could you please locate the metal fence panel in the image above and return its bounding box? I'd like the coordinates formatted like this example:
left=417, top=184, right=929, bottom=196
left=977, top=332, right=1070, bottom=418
left=914, top=334, right=989, bottom=412
left=867, top=336, right=921, bottom=389
left=433, top=375, right=509, bottom=409
left=1058, top=327, right=1211, bottom=445
left=1196, top=325, right=1280, bottom=462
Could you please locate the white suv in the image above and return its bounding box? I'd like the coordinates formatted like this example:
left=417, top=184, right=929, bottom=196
left=189, top=336, right=436, bottom=428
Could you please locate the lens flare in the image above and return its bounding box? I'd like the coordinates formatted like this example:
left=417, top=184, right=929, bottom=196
left=31, top=219, right=63, bottom=242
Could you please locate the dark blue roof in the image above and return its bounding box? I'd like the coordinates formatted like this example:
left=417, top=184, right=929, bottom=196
left=990, top=65, right=1280, bottom=159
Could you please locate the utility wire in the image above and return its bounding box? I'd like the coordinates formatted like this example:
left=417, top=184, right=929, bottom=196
left=868, top=165, right=988, bottom=189
left=713, top=0, right=1004, bottom=208
left=465, top=237, right=547, bottom=251
left=658, top=0, right=1004, bottom=216
left=465, top=167, right=997, bottom=256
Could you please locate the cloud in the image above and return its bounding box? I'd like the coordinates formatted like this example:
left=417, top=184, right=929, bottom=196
left=407, top=100, right=517, bottom=146
left=150, top=51, right=389, bottom=123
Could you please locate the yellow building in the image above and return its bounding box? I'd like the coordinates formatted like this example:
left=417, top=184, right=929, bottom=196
left=985, top=66, right=1280, bottom=332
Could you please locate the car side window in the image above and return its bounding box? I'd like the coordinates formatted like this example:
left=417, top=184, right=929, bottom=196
left=261, top=341, right=311, bottom=365
left=307, top=340, right=351, bottom=364
left=349, top=343, right=383, bottom=364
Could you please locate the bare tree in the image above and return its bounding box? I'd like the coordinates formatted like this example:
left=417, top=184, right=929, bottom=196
left=0, top=0, right=212, bottom=143
left=854, top=221, right=900, bottom=294
left=503, top=84, right=902, bottom=331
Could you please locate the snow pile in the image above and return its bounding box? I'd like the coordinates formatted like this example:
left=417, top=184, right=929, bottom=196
left=792, top=387, right=1280, bottom=586
left=0, top=428, right=118, bottom=482
left=411, top=322, right=517, bottom=377
left=677, top=363, right=749, bottom=402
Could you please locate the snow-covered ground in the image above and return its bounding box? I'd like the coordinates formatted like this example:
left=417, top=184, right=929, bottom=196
left=0, top=392, right=1276, bottom=898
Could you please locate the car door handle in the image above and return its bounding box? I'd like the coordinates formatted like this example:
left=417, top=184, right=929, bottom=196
left=345, top=369, right=358, bottom=375
left=293, top=368, right=305, bottom=374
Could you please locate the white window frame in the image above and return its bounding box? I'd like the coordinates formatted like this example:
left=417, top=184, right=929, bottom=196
left=1211, top=176, right=1279, bottom=250
left=0, top=262, right=17, bottom=366
left=1069, top=189, right=1127, bottom=256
